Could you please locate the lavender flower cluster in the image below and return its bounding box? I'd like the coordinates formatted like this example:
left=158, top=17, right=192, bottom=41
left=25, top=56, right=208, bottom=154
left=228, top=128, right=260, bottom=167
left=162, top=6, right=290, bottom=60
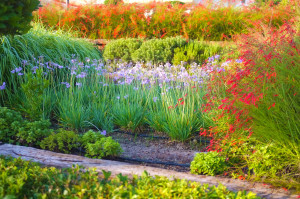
left=7, top=55, right=239, bottom=91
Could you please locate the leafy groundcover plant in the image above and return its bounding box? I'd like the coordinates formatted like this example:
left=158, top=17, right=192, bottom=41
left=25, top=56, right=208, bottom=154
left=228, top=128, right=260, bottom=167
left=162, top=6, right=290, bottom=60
left=0, top=107, right=122, bottom=159
left=0, top=156, right=260, bottom=198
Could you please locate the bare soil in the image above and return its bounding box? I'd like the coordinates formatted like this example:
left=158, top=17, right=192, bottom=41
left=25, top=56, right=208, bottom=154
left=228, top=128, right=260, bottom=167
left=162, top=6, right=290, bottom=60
left=109, top=131, right=207, bottom=166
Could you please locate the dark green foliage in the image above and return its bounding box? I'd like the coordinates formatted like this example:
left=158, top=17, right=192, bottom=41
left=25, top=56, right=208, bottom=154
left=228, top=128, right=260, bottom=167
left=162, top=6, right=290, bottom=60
left=0, top=107, right=23, bottom=143
left=191, top=152, right=228, bottom=176
left=16, top=120, right=53, bottom=146
left=0, top=156, right=260, bottom=198
left=40, top=129, right=80, bottom=154
left=0, top=0, right=40, bottom=36
left=0, top=107, right=53, bottom=146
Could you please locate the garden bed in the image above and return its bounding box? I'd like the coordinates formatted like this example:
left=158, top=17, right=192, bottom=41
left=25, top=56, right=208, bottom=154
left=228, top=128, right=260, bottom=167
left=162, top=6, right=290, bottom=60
left=1, top=143, right=298, bottom=199
left=108, top=131, right=206, bottom=170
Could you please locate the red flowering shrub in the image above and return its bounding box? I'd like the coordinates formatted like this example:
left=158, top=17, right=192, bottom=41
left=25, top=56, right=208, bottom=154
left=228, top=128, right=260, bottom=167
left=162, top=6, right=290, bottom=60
left=35, top=1, right=295, bottom=41
left=201, top=21, right=299, bottom=154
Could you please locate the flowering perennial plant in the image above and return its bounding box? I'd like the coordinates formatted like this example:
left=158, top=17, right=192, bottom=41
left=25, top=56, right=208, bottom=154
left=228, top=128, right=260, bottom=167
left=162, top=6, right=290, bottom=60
left=35, top=1, right=295, bottom=41
left=198, top=22, right=299, bottom=186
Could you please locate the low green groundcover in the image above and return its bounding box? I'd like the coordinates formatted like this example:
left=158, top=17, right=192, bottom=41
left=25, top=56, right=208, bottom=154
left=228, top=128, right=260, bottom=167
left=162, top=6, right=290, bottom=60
left=0, top=156, right=260, bottom=198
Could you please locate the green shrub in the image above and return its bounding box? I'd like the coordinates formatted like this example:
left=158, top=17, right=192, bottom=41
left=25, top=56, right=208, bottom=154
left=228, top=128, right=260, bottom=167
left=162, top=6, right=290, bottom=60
left=103, top=38, right=142, bottom=62
left=103, top=38, right=224, bottom=66
left=40, top=129, right=80, bottom=153
left=132, top=37, right=187, bottom=64
left=0, top=156, right=260, bottom=198
left=81, top=130, right=122, bottom=159
left=247, top=144, right=286, bottom=179
left=20, top=69, right=50, bottom=120
left=172, top=41, right=223, bottom=66
left=0, top=107, right=52, bottom=145
left=0, top=107, right=23, bottom=143
left=17, top=120, right=53, bottom=146
left=0, top=0, right=40, bottom=36
left=81, top=130, right=104, bottom=146
left=85, top=136, right=123, bottom=159
left=191, top=152, right=228, bottom=176
left=104, top=0, right=123, bottom=5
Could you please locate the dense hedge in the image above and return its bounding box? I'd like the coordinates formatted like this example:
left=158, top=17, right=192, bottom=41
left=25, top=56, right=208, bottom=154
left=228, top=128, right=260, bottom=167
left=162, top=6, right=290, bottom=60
left=103, top=37, right=224, bottom=65
left=35, top=2, right=295, bottom=41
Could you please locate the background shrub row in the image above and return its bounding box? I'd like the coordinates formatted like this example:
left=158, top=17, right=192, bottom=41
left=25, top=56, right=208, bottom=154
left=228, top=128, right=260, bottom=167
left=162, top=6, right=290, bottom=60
left=35, top=2, right=294, bottom=41
left=103, top=37, right=224, bottom=65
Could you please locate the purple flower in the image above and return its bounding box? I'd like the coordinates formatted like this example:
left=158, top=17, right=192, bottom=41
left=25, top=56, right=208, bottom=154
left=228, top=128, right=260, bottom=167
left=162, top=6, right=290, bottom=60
left=0, top=82, right=6, bottom=90
left=116, top=96, right=120, bottom=100
left=217, top=68, right=225, bottom=73
left=76, top=72, right=87, bottom=78
left=18, top=73, right=24, bottom=76
left=22, top=60, right=28, bottom=65
left=61, top=82, right=70, bottom=88
left=236, top=59, right=243, bottom=63
left=124, top=95, right=129, bottom=99
left=207, top=56, right=214, bottom=62
left=76, top=82, right=82, bottom=87
left=101, top=130, right=106, bottom=136
left=71, top=70, right=76, bottom=75
left=153, top=97, right=158, bottom=102
left=11, top=67, right=22, bottom=74
left=214, top=55, right=220, bottom=60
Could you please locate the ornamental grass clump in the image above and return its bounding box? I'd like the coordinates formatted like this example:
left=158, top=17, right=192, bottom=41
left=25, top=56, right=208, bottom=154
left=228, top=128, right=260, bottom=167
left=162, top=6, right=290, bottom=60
left=0, top=22, right=101, bottom=108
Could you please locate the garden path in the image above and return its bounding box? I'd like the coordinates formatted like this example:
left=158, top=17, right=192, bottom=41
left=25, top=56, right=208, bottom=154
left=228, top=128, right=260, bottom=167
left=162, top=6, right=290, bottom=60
left=0, top=143, right=297, bottom=199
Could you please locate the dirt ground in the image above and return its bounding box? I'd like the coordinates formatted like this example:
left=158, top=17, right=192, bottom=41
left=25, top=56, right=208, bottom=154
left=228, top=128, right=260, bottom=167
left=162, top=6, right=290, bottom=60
left=109, top=131, right=207, bottom=165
